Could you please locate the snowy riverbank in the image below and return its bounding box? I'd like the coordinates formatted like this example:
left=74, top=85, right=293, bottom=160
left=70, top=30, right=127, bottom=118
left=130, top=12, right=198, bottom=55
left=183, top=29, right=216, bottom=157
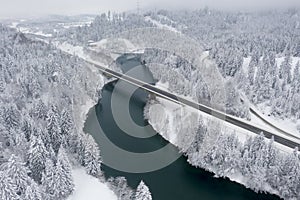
left=144, top=84, right=300, bottom=199
left=54, top=41, right=120, bottom=199
left=68, top=168, right=117, bottom=200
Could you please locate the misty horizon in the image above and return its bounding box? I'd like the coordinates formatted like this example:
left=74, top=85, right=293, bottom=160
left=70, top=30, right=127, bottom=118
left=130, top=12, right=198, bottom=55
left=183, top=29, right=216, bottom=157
left=0, top=0, right=300, bottom=19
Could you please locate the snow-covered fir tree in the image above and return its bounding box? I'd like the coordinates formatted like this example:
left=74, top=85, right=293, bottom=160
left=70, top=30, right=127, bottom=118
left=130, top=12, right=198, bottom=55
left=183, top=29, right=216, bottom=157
left=107, top=176, right=134, bottom=200
left=0, top=171, right=18, bottom=200
left=27, top=135, right=47, bottom=183
left=135, top=180, right=152, bottom=200
left=0, top=154, right=30, bottom=196
left=82, top=134, right=102, bottom=176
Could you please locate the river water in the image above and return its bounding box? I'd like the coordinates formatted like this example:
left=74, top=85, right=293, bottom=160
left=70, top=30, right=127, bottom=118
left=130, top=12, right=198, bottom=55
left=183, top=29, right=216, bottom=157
left=83, top=54, right=279, bottom=200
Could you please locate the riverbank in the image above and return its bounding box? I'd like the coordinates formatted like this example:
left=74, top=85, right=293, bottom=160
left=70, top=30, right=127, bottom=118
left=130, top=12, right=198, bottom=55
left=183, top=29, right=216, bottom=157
left=144, top=89, right=299, bottom=199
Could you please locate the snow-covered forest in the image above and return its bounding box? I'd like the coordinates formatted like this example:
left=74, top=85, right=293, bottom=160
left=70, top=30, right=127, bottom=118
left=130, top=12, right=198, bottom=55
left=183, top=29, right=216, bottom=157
left=0, top=25, right=152, bottom=199
left=141, top=48, right=250, bottom=119
left=1, top=7, right=300, bottom=200
left=57, top=13, right=155, bottom=46
left=0, top=24, right=104, bottom=199
left=143, top=9, right=300, bottom=123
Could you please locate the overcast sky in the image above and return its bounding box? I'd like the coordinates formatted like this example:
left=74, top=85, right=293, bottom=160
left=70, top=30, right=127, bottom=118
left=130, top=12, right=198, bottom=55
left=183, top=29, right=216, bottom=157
left=0, top=0, right=300, bottom=18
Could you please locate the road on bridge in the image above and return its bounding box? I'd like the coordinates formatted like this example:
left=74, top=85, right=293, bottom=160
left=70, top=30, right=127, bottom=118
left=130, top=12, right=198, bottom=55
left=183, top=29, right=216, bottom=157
left=85, top=57, right=300, bottom=151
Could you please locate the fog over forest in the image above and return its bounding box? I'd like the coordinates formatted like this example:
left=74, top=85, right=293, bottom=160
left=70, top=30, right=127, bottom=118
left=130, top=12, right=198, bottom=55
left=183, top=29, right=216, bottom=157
left=0, top=0, right=300, bottom=18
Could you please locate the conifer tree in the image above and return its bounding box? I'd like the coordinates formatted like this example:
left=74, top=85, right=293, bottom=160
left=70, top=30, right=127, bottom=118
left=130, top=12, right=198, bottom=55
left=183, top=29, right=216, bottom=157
left=46, top=107, right=61, bottom=152
left=27, top=135, right=47, bottom=183
left=135, top=181, right=152, bottom=200
left=0, top=171, right=18, bottom=200
left=1, top=154, right=30, bottom=195
left=82, top=134, right=102, bottom=176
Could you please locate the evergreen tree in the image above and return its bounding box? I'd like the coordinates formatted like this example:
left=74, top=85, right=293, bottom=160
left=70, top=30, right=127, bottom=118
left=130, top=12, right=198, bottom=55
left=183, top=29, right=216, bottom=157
left=14, top=130, right=29, bottom=160
left=46, top=107, right=61, bottom=152
left=42, top=149, right=74, bottom=200
left=21, top=116, right=34, bottom=142
left=2, top=104, right=20, bottom=130
left=210, top=134, right=241, bottom=177
left=60, top=109, right=73, bottom=137
left=276, top=149, right=300, bottom=199
left=32, top=100, right=47, bottom=120
left=0, top=171, right=18, bottom=200
left=82, top=134, right=102, bottom=176
left=41, top=159, right=56, bottom=200
left=1, top=154, right=30, bottom=195
left=0, top=73, right=5, bottom=93
left=55, top=148, right=74, bottom=198
left=108, top=177, right=133, bottom=200
left=135, top=181, right=152, bottom=200
left=193, top=79, right=210, bottom=104
left=279, top=55, right=292, bottom=84
left=60, top=109, right=74, bottom=148
left=27, top=135, right=47, bottom=183
left=293, top=61, right=299, bottom=83
left=23, top=179, right=42, bottom=200
left=186, top=117, right=207, bottom=155
left=28, top=79, right=41, bottom=99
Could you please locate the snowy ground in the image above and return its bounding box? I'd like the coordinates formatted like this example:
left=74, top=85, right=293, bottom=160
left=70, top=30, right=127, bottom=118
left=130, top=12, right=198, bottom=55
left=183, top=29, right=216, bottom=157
left=58, top=21, right=93, bottom=29
left=17, top=27, right=53, bottom=37
left=88, top=38, right=137, bottom=53
left=241, top=57, right=251, bottom=74
left=68, top=168, right=117, bottom=200
left=251, top=103, right=300, bottom=137
left=55, top=42, right=87, bottom=59
left=144, top=16, right=182, bottom=34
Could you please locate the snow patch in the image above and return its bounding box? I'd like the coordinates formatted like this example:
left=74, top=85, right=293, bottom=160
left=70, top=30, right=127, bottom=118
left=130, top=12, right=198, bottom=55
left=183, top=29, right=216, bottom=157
left=33, top=31, right=52, bottom=37
left=55, top=42, right=87, bottom=59
left=88, top=38, right=138, bottom=54
left=59, top=21, right=93, bottom=29
left=242, top=57, right=251, bottom=74
left=18, top=27, right=52, bottom=37
left=144, top=16, right=181, bottom=34
left=9, top=22, right=19, bottom=28
left=68, top=168, right=117, bottom=200
left=253, top=102, right=300, bottom=137
left=275, top=56, right=300, bottom=77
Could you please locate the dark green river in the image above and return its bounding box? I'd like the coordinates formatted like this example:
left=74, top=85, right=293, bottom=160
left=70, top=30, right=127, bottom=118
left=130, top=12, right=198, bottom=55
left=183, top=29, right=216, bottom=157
left=83, top=54, right=280, bottom=200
